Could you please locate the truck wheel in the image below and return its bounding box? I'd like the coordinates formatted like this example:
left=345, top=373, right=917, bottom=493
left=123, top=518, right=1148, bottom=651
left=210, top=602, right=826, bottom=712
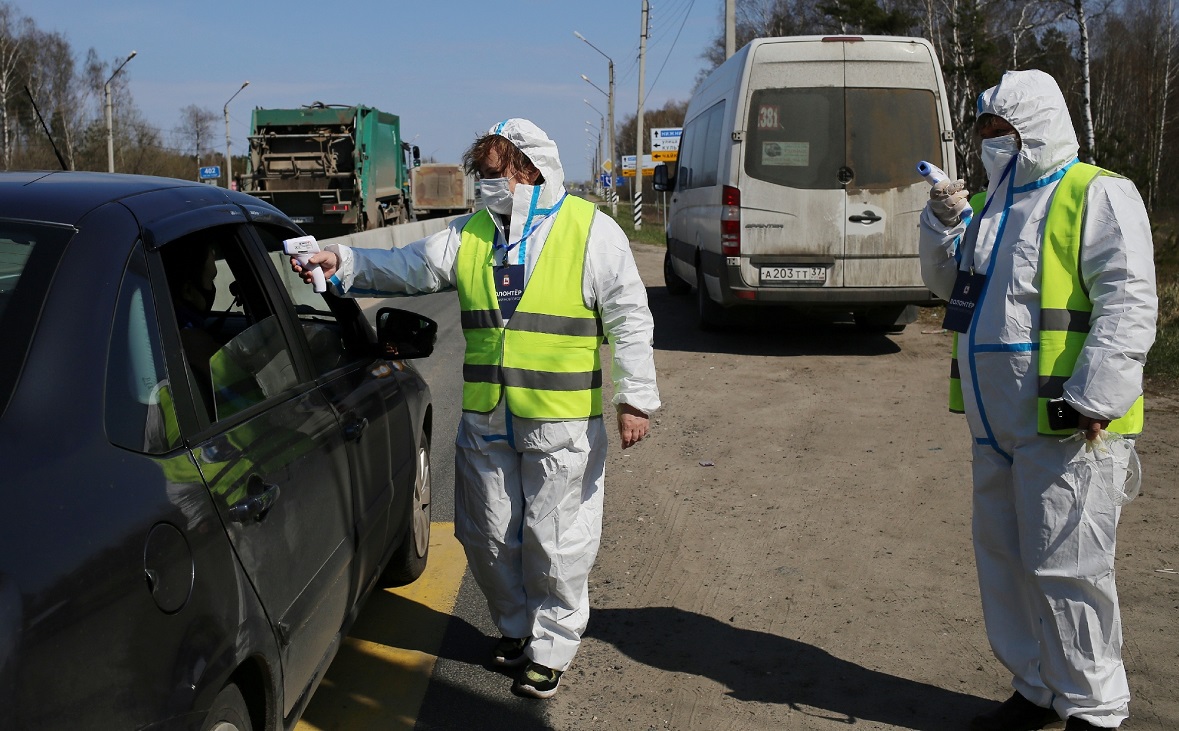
left=664, top=250, right=691, bottom=295
left=696, top=268, right=728, bottom=331
left=380, top=433, right=431, bottom=587
left=202, top=683, right=252, bottom=731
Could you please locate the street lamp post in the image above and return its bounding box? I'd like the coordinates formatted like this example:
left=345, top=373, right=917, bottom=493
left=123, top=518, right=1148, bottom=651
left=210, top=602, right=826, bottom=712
left=224, top=80, right=250, bottom=188
left=574, top=31, right=616, bottom=216
left=105, top=50, right=137, bottom=173
left=584, top=100, right=606, bottom=197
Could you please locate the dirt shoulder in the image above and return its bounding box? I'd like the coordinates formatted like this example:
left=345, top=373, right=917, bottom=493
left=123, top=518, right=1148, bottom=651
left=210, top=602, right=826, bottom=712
left=549, top=243, right=1179, bottom=730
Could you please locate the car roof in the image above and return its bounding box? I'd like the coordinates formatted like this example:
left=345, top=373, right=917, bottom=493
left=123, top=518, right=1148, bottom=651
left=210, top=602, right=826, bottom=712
left=0, top=171, right=267, bottom=227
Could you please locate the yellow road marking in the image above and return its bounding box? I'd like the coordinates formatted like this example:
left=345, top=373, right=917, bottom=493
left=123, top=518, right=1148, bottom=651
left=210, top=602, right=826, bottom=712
left=295, top=523, right=467, bottom=731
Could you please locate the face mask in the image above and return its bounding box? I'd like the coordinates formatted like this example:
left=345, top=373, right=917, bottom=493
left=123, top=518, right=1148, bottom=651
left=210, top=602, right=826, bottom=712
left=480, top=177, right=513, bottom=214
left=980, top=134, right=1019, bottom=182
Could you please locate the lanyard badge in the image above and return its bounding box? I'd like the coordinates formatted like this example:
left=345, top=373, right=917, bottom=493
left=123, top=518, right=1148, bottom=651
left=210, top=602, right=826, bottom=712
left=942, top=269, right=986, bottom=333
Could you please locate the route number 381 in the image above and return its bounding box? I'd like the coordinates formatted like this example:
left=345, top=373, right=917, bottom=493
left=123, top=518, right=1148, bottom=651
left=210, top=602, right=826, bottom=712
left=757, top=105, right=780, bottom=130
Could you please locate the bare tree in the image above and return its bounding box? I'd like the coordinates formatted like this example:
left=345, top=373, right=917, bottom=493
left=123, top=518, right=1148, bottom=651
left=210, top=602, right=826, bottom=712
left=0, top=2, right=24, bottom=169
left=175, top=104, right=217, bottom=173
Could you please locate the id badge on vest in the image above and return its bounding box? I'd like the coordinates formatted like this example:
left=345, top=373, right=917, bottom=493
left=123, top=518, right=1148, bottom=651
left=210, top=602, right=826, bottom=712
left=495, top=263, right=525, bottom=321
left=942, top=269, right=985, bottom=333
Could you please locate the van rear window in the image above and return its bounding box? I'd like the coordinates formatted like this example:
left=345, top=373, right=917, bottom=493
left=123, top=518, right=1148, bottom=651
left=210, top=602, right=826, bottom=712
left=744, top=87, right=943, bottom=190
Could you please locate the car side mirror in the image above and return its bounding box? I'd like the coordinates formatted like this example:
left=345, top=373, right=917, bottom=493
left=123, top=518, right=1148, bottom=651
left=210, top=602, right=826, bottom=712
left=375, top=308, right=437, bottom=359
left=653, top=163, right=673, bottom=192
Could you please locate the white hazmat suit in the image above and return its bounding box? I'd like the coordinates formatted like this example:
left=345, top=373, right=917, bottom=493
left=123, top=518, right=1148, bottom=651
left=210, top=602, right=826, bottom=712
left=919, top=71, right=1156, bottom=727
left=323, top=119, right=660, bottom=672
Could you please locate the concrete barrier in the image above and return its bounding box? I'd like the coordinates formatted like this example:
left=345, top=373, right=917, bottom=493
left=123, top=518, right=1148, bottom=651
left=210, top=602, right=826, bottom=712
left=320, top=214, right=467, bottom=250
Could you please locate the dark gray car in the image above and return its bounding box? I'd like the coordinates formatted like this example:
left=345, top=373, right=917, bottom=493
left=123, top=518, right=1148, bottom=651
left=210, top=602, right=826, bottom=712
left=0, top=171, right=437, bottom=730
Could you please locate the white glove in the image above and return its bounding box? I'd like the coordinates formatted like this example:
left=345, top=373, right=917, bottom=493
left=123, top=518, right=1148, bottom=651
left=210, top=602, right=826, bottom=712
left=928, top=178, right=971, bottom=226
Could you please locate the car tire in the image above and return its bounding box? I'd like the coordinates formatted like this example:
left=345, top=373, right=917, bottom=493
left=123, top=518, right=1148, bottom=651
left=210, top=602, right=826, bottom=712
left=380, top=433, right=432, bottom=587
left=854, top=305, right=915, bottom=333
left=664, top=249, right=691, bottom=295
left=696, top=267, right=727, bottom=331
left=202, top=683, right=252, bottom=731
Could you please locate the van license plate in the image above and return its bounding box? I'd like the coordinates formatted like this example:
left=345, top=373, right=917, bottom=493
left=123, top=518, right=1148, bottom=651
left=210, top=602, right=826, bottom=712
left=761, top=266, right=826, bottom=284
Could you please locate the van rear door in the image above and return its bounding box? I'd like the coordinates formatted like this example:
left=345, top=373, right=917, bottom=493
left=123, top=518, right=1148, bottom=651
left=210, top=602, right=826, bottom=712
left=741, top=42, right=847, bottom=285
left=842, top=41, right=946, bottom=289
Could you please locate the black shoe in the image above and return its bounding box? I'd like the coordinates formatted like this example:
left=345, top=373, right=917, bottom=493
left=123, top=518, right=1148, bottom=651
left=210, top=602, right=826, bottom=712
left=513, top=661, right=563, bottom=699
left=970, top=692, right=1060, bottom=731
left=492, top=636, right=529, bottom=668
left=1065, top=718, right=1108, bottom=730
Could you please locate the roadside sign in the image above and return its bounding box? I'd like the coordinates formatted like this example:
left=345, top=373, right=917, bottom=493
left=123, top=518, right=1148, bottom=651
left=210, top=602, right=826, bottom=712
left=651, top=150, right=678, bottom=162
left=199, top=165, right=221, bottom=180
left=601, top=159, right=613, bottom=173
left=650, top=127, right=682, bottom=152
left=621, top=154, right=657, bottom=176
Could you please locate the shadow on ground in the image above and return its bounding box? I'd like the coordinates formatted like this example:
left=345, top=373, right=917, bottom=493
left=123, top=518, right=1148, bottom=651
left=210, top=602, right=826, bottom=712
left=588, top=606, right=994, bottom=731
left=648, top=285, right=908, bottom=358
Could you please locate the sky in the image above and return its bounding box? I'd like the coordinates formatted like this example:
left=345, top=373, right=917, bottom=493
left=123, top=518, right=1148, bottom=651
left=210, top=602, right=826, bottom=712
left=20, top=0, right=720, bottom=182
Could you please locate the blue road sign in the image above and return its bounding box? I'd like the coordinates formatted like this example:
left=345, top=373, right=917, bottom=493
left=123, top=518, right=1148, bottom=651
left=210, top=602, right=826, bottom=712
left=199, top=165, right=221, bottom=180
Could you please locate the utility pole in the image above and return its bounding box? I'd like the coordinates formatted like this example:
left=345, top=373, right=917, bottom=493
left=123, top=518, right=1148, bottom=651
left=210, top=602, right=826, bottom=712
left=635, top=0, right=648, bottom=231
left=726, top=0, right=736, bottom=59
left=575, top=31, right=618, bottom=216
left=105, top=50, right=137, bottom=173
left=224, top=80, right=249, bottom=189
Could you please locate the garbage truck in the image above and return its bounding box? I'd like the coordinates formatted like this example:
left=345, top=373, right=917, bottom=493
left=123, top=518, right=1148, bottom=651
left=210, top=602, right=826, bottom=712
left=243, top=102, right=420, bottom=238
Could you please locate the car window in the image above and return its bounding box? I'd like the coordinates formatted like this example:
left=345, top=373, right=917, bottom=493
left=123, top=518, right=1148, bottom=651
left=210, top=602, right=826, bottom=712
left=159, top=226, right=298, bottom=426
left=106, top=242, right=181, bottom=454
left=254, top=224, right=373, bottom=378
left=0, top=221, right=73, bottom=418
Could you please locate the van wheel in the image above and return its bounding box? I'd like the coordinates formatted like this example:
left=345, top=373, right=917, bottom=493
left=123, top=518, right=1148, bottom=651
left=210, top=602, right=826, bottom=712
left=380, top=433, right=431, bottom=587
left=854, top=305, right=916, bottom=333
left=696, top=269, right=728, bottom=331
left=664, top=250, right=690, bottom=295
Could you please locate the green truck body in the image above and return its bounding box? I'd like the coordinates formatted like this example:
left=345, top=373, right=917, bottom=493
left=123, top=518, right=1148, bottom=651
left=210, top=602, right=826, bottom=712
left=243, top=103, right=417, bottom=239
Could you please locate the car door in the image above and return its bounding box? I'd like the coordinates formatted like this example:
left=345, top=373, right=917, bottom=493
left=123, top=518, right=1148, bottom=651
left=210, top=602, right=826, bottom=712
left=248, top=221, right=415, bottom=595
left=150, top=222, right=354, bottom=717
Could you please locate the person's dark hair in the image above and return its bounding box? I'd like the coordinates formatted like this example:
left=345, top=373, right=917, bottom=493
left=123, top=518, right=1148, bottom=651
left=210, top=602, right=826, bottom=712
left=462, top=134, right=543, bottom=184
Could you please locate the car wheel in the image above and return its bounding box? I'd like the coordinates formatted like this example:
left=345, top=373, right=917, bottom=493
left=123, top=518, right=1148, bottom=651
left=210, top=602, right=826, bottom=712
left=696, top=267, right=727, bottom=331
left=202, top=683, right=252, bottom=731
left=854, top=305, right=916, bottom=334
left=664, top=249, right=691, bottom=295
left=380, top=433, right=432, bottom=587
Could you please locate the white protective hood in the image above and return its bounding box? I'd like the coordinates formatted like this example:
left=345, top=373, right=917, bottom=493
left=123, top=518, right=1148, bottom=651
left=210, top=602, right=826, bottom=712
left=976, top=69, right=1080, bottom=188
left=488, top=117, right=567, bottom=212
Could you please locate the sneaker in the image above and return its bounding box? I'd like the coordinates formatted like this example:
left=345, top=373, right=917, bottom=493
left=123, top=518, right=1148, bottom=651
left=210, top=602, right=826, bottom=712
left=492, top=637, right=530, bottom=668
left=513, top=661, right=563, bottom=699
left=969, top=692, right=1060, bottom=731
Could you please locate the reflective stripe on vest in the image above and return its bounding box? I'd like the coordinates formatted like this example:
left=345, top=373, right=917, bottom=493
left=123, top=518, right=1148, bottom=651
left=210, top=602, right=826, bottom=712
left=456, top=197, right=604, bottom=419
left=1037, top=162, right=1144, bottom=436
left=947, top=193, right=986, bottom=414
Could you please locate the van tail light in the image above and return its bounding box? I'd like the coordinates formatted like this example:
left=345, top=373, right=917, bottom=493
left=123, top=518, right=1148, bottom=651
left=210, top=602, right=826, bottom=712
left=721, top=185, right=740, bottom=256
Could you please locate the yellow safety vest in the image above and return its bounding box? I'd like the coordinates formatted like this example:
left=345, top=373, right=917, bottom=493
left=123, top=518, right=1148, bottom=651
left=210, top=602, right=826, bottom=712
left=456, top=196, right=604, bottom=419
left=948, top=165, right=1145, bottom=436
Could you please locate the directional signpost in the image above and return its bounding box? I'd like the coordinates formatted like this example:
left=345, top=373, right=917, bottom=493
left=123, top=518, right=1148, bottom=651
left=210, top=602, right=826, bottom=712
left=650, top=127, right=681, bottom=163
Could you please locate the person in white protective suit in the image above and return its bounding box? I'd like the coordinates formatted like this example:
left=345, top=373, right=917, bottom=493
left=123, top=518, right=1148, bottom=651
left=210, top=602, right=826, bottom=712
left=294, top=118, right=660, bottom=699
left=919, top=70, right=1157, bottom=731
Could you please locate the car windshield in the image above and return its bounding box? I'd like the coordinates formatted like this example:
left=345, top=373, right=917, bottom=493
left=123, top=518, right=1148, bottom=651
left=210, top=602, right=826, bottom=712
left=0, top=220, right=75, bottom=415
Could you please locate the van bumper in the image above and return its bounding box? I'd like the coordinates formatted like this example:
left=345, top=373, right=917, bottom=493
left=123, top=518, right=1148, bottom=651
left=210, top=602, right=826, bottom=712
left=700, top=250, right=940, bottom=309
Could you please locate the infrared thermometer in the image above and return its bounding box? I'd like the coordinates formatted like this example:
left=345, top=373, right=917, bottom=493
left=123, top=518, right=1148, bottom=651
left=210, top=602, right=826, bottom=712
left=916, top=160, right=949, bottom=186
left=283, top=235, right=327, bottom=293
